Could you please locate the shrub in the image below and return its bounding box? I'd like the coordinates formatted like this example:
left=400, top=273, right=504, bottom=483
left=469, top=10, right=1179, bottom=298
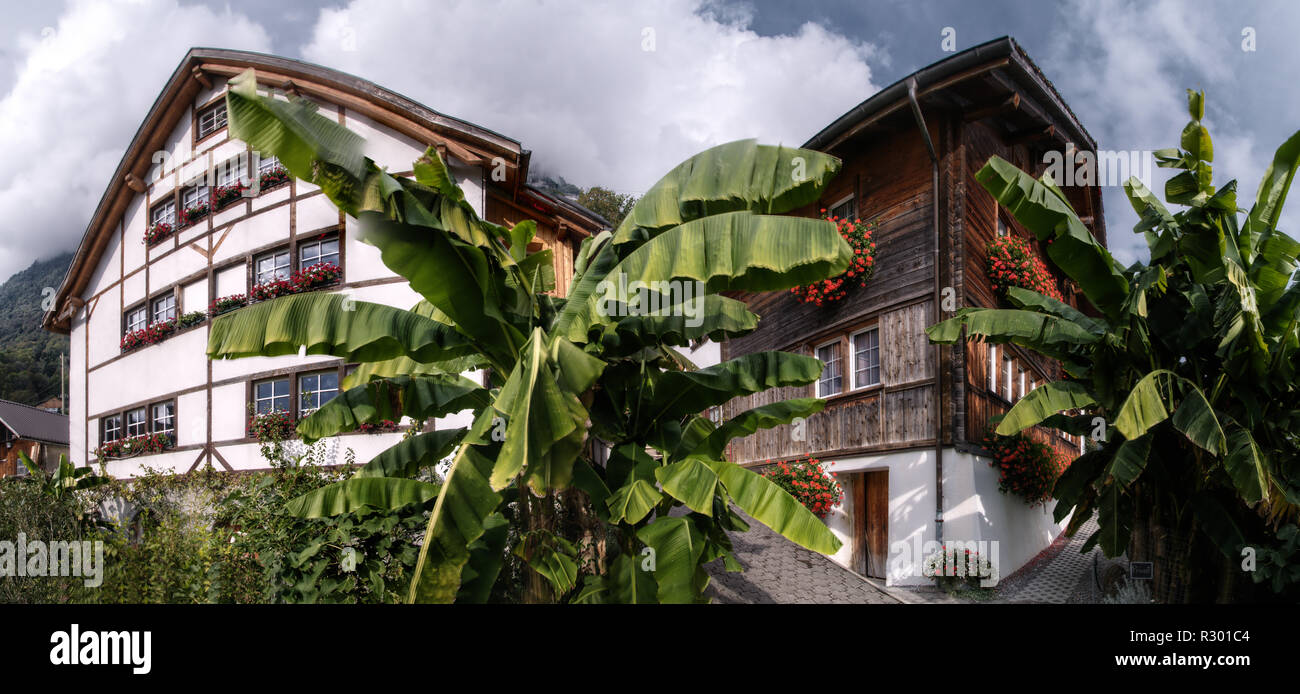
left=922, top=545, right=999, bottom=590
left=791, top=214, right=876, bottom=305
left=760, top=457, right=842, bottom=517
left=981, top=426, right=1071, bottom=507
left=0, top=477, right=95, bottom=604
left=985, top=234, right=1063, bottom=302
left=248, top=410, right=295, bottom=442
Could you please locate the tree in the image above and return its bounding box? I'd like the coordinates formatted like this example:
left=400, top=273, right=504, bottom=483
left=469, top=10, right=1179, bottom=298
left=206, top=69, right=852, bottom=603
left=576, top=186, right=637, bottom=228
left=927, top=90, right=1300, bottom=602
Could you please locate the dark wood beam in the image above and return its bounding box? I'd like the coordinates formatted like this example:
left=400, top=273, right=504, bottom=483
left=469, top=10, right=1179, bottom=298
left=963, top=92, right=1020, bottom=122
left=1007, top=124, right=1054, bottom=145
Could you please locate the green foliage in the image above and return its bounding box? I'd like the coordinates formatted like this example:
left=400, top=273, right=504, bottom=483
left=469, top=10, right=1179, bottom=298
left=928, top=90, right=1300, bottom=602
left=0, top=476, right=94, bottom=603
left=576, top=186, right=637, bottom=228
left=0, top=252, right=72, bottom=405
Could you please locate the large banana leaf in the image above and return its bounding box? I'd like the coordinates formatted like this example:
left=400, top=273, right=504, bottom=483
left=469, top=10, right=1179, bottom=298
left=994, top=381, right=1097, bottom=436
left=655, top=458, right=720, bottom=516
left=344, top=300, right=489, bottom=388
left=408, top=441, right=503, bottom=603
left=297, top=374, right=489, bottom=443
left=206, top=292, right=472, bottom=364
left=926, top=307, right=1100, bottom=363
left=595, top=295, right=759, bottom=351
left=353, top=428, right=466, bottom=479
left=636, top=516, right=708, bottom=604
left=1223, top=426, right=1267, bottom=504
left=606, top=479, right=662, bottom=524
left=285, top=476, right=440, bottom=517
left=976, top=156, right=1129, bottom=321
left=686, top=398, right=826, bottom=460
left=641, top=351, right=822, bottom=425
left=565, top=211, right=851, bottom=342
left=706, top=460, right=841, bottom=554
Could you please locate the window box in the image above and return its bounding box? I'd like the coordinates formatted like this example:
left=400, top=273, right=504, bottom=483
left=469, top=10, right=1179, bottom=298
left=209, top=293, right=248, bottom=318
left=179, top=201, right=210, bottom=227
left=121, top=320, right=176, bottom=352
left=177, top=310, right=206, bottom=329
left=356, top=419, right=401, bottom=434
left=95, top=432, right=173, bottom=460
left=247, top=410, right=295, bottom=442
left=145, top=222, right=175, bottom=247
left=292, top=261, right=342, bottom=292
left=258, top=163, right=290, bottom=191
left=250, top=277, right=294, bottom=302
left=213, top=182, right=249, bottom=210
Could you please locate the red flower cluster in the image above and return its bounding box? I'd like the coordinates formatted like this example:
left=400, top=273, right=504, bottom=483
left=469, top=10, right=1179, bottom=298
left=95, top=432, right=172, bottom=460
left=121, top=320, right=177, bottom=351
left=791, top=213, right=877, bottom=305
left=248, top=410, right=295, bottom=442
left=981, top=426, right=1073, bottom=507
left=209, top=294, right=248, bottom=318
left=145, top=222, right=174, bottom=247
left=213, top=181, right=250, bottom=209
left=985, top=234, right=1063, bottom=302
left=761, top=456, right=843, bottom=517
left=356, top=419, right=400, bottom=434
left=249, top=263, right=342, bottom=302
left=259, top=164, right=290, bottom=190
left=179, top=200, right=210, bottom=228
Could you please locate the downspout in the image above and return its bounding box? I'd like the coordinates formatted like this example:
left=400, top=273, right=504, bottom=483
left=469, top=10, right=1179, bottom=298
left=908, top=78, right=945, bottom=546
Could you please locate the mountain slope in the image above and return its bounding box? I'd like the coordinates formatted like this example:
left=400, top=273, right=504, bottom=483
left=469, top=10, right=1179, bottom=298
left=0, top=253, right=72, bottom=406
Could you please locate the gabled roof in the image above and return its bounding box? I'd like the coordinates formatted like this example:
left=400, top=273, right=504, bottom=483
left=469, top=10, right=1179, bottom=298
left=803, top=36, right=1096, bottom=154
left=0, top=399, right=68, bottom=446
left=43, top=48, right=539, bottom=334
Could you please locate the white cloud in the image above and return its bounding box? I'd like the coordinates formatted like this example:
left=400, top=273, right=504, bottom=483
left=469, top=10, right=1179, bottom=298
left=1043, top=0, right=1300, bottom=265
left=0, top=0, right=271, bottom=285
left=299, top=0, right=880, bottom=195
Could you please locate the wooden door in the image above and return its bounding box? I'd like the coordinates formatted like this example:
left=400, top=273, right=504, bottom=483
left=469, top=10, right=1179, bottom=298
left=855, top=470, right=889, bottom=579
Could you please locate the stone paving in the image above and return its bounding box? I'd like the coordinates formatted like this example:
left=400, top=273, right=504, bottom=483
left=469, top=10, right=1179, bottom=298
left=702, top=507, right=1106, bottom=605
left=700, top=511, right=898, bottom=604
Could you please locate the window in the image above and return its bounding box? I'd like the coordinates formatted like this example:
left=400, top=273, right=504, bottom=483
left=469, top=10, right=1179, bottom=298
left=830, top=195, right=855, bottom=221
left=255, top=248, right=291, bottom=284
left=182, top=182, right=209, bottom=211
left=102, top=415, right=122, bottom=443
left=852, top=328, right=880, bottom=389
left=1019, top=369, right=1026, bottom=401
left=197, top=101, right=228, bottom=140
left=125, top=407, right=148, bottom=438
left=996, top=213, right=1009, bottom=237
left=816, top=341, right=843, bottom=397
left=298, top=234, right=340, bottom=270
left=150, top=199, right=175, bottom=227
left=125, top=305, right=147, bottom=334
left=987, top=345, right=998, bottom=393
left=1003, top=355, right=1014, bottom=401
left=151, top=402, right=175, bottom=440
left=254, top=378, right=291, bottom=415
left=257, top=154, right=281, bottom=176
left=299, top=371, right=340, bottom=416
left=215, top=157, right=246, bottom=187
left=151, top=293, right=176, bottom=325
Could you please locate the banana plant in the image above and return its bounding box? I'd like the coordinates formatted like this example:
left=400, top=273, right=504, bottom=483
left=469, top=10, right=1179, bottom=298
left=207, top=70, right=849, bottom=603
left=926, top=90, right=1300, bottom=601
left=16, top=451, right=111, bottom=500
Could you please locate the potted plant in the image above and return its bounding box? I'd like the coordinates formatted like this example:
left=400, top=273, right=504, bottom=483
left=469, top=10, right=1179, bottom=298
left=145, top=221, right=174, bottom=247
left=760, top=457, right=842, bottom=518
left=985, top=234, right=1063, bottom=303
left=208, top=294, right=248, bottom=318
left=791, top=213, right=876, bottom=305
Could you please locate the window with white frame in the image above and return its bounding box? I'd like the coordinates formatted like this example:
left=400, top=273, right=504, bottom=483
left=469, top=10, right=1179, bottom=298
left=255, top=248, right=291, bottom=285
left=298, top=371, right=340, bottom=416
left=852, top=328, right=880, bottom=389
left=197, top=101, right=228, bottom=140
left=254, top=378, right=291, bottom=415
left=151, top=402, right=175, bottom=440
left=215, top=157, right=246, bottom=187
left=829, top=195, right=855, bottom=221
left=125, top=305, right=147, bottom=334
left=182, top=182, right=209, bottom=210
left=125, top=407, right=148, bottom=438
left=996, top=212, right=1009, bottom=237
left=151, top=293, right=176, bottom=325
left=150, top=199, right=175, bottom=227
left=816, top=341, right=843, bottom=397
left=1003, top=355, right=1014, bottom=401
left=298, top=234, right=340, bottom=270
left=1018, top=368, right=1026, bottom=402
left=257, top=154, right=281, bottom=176
left=102, top=415, right=122, bottom=443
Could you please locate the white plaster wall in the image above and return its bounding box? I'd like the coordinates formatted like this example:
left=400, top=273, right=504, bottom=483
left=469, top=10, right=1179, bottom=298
left=69, top=315, right=87, bottom=463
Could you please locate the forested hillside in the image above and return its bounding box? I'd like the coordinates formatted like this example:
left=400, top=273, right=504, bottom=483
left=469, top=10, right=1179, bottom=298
left=0, top=253, right=72, bottom=406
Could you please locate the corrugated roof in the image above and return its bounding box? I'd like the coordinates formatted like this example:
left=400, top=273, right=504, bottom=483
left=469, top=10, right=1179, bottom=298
left=0, top=399, right=69, bottom=445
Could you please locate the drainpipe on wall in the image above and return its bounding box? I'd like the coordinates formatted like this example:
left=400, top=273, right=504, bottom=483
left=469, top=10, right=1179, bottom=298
left=907, top=78, right=945, bottom=547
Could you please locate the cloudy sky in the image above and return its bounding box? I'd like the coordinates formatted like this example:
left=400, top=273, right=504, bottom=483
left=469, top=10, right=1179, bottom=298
left=1, top=0, right=1297, bottom=286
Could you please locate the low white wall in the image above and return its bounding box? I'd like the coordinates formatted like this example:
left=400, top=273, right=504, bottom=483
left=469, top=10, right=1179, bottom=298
left=816, top=447, right=1067, bottom=586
